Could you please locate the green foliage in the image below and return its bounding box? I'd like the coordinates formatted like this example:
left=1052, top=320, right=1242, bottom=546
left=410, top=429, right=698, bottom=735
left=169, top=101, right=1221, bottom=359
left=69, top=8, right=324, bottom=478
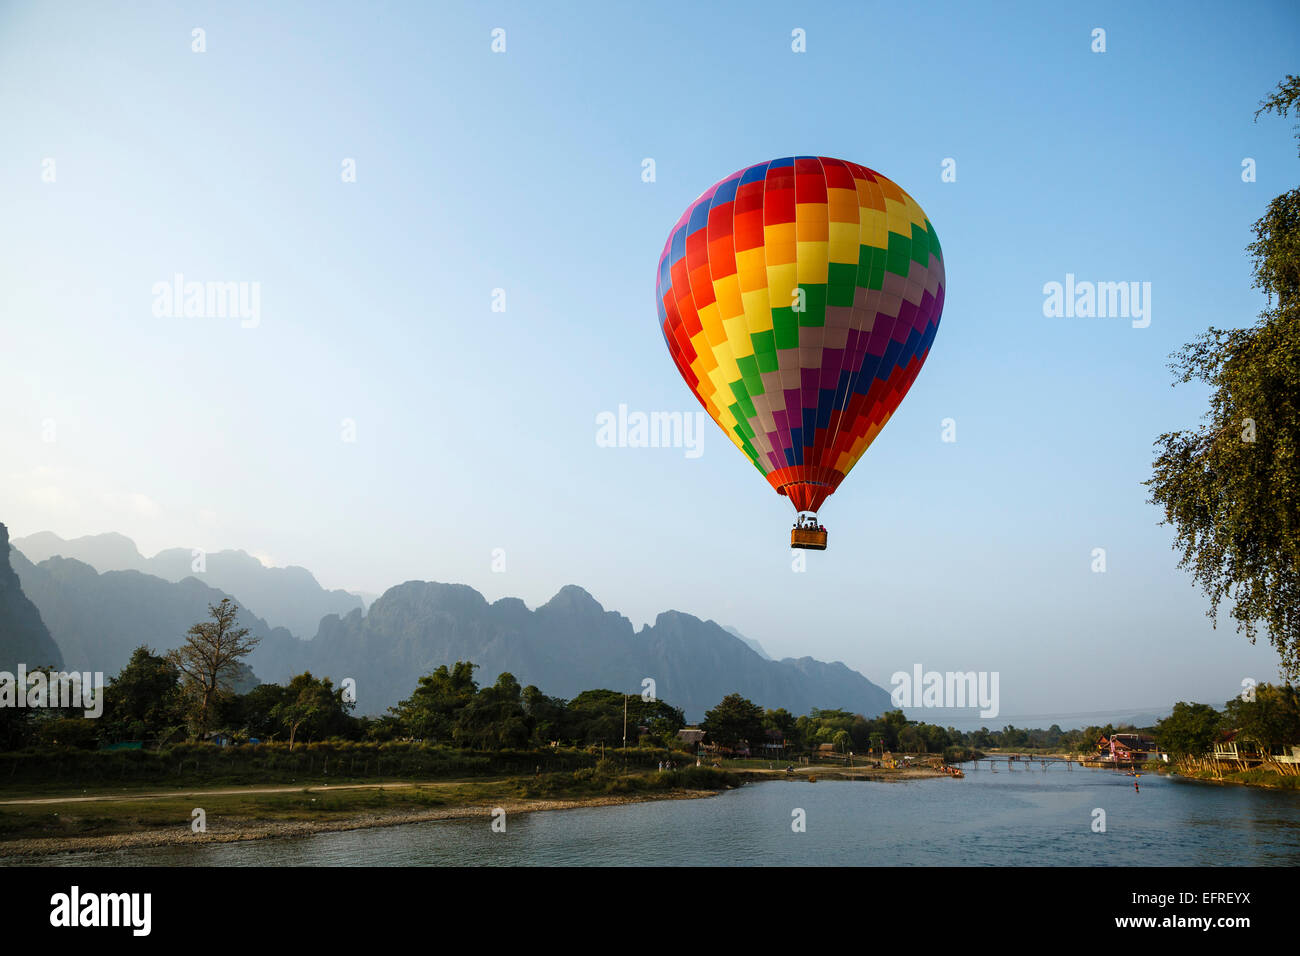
left=795, top=708, right=857, bottom=750
left=389, top=661, right=479, bottom=743
left=1218, top=768, right=1300, bottom=789
left=1222, top=683, right=1300, bottom=754
left=16, top=637, right=1274, bottom=771
left=0, top=742, right=590, bottom=788
left=222, top=682, right=290, bottom=740
left=515, top=763, right=737, bottom=799
left=873, top=709, right=909, bottom=751
left=521, top=684, right=567, bottom=745
left=268, top=672, right=357, bottom=747
left=702, top=693, right=765, bottom=749
left=561, top=689, right=685, bottom=747
left=0, top=665, right=107, bottom=751
left=33, top=718, right=100, bottom=750
left=454, top=672, right=529, bottom=749
left=1255, top=74, right=1300, bottom=156
left=1147, top=75, right=1300, bottom=678
left=102, top=646, right=186, bottom=742
left=1156, top=702, right=1222, bottom=759
left=762, top=707, right=797, bottom=748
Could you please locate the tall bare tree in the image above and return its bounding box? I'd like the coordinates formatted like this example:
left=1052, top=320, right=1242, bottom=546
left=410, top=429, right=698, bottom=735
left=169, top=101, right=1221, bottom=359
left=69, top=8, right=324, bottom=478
left=168, top=598, right=260, bottom=738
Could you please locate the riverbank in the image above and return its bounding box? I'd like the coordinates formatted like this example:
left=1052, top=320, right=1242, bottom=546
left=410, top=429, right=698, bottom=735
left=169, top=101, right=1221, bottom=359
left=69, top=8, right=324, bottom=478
left=1147, top=764, right=1300, bottom=790
left=0, top=786, right=724, bottom=859
left=0, top=762, right=959, bottom=858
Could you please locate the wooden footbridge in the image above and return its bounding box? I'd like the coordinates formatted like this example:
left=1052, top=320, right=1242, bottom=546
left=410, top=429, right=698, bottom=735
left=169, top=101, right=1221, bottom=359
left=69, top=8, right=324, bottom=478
left=962, top=754, right=1081, bottom=771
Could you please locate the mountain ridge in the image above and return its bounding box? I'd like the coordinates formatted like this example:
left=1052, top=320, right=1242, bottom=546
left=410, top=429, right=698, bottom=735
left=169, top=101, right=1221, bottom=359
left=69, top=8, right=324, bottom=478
left=0, top=523, right=63, bottom=672
left=12, top=530, right=362, bottom=639
left=270, top=579, right=891, bottom=721
left=6, top=530, right=893, bottom=722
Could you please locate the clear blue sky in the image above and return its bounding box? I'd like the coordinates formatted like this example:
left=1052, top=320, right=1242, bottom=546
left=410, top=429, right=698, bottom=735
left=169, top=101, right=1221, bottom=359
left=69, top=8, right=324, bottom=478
left=2, top=1, right=1297, bottom=725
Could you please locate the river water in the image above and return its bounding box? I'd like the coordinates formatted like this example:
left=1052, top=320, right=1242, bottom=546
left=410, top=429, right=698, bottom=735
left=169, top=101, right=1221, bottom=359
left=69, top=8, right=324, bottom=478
left=16, top=762, right=1300, bottom=866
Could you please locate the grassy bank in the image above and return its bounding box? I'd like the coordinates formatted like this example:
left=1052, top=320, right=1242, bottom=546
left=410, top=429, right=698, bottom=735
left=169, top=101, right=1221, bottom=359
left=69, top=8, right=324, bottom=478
left=1167, top=765, right=1300, bottom=790
left=0, top=764, right=738, bottom=848
left=0, top=742, right=700, bottom=795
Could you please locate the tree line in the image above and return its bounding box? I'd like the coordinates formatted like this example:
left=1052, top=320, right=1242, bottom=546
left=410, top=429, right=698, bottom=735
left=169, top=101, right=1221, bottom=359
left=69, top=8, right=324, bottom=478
left=9, top=599, right=1291, bottom=760
left=1155, top=686, right=1300, bottom=761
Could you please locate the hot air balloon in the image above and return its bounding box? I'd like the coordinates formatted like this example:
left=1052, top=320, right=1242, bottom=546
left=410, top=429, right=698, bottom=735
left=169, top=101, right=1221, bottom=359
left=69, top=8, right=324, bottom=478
left=655, top=157, right=945, bottom=550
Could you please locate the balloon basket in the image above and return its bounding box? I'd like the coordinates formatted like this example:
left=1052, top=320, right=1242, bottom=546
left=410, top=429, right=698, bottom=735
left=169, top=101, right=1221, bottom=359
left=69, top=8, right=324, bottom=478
left=791, top=528, right=827, bottom=551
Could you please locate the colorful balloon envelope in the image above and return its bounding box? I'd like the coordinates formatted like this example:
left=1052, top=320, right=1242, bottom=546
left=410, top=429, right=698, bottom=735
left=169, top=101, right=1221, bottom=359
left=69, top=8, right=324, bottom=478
left=655, top=156, right=946, bottom=542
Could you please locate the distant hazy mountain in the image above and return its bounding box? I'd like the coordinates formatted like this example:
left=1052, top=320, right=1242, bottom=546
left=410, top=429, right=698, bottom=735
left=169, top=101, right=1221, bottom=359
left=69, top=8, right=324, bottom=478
left=11, top=530, right=146, bottom=573
left=1120, top=712, right=1170, bottom=729
left=723, top=625, right=771, bottom=660
left=261, top=582, right=893, bottom=721
left=0, top=523, right=62, bottom=672
left=13, top=531, right=361, bottom=639
left=8, top=531, right=893, bottom=722
left=9, top=549, right=295, bottom=687
left=348, top=591, right=381, bottom=611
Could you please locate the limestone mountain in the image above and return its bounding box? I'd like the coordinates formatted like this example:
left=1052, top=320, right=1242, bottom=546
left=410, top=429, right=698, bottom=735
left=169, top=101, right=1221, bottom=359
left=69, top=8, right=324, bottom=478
left=9, top=549, right=296, bottom=686
left=0, top=523, right=62, bottom=672
left=8, top=531, right=893, bottom=722
left=724, top=625, right=772, bottom=660
left=263, top=582, right=893, bottom=721
left=12, top=531, right=361, bottom=639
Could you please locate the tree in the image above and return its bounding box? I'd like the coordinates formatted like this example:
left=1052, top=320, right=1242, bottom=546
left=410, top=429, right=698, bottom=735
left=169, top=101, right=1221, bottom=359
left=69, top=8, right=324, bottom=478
left=561, top=689, right=684, bottom=748
left=1155, top=702, right=1222, bottom=760
left=701, top=693, right=765, bottom=751
left=167, top=598, right=261, bottom=738
left=1146, top=75, right=1300, bottom=679
left=230, top=682, right=290, bottom=741
left=270, top=672, right=356, bottom=749
left=522, top=685, right=567, bottom=746
left=1076, top=725, right=1114, bottom=756
left=455, top=672, right=530, bottom=749
left=1222, top=684, right=1300, bottom=756
left=390, top=661, right=479, bottom=743
left=875, top=709, right=909, bottom=752
left=999, top=725, right=1029, bottom=749
left=918, top=723, right=952, bottom=753
left=849, top=714, right=873, bottom=753
left=898, top=724, right=922, bottom=753
left=0, top=665, right=88, bottom=750
left=103, top=645, right=185, bottom=742
left=563, top=690, right=625, bottom=746
left=764, top=707, right=798, bottom=750
left=795, top=707, right=858, bottom=750
left=360, top=713, right=404, bottom=742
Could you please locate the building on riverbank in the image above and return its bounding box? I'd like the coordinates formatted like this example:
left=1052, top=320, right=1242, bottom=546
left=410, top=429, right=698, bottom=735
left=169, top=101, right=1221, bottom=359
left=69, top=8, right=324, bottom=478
left=1080, top=733, right=1165, bottom=768
left=1212, top=730, right=1300, bottom=768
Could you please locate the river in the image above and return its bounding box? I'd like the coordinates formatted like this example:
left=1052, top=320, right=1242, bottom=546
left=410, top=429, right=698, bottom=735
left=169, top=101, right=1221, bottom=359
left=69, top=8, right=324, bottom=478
left=14, top=761, right=1300, bottom=866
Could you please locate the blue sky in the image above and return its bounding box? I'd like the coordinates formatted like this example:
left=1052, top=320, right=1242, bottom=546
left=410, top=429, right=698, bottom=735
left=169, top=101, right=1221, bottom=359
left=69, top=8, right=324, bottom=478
left=2, top=1, right=1297, bottom=725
